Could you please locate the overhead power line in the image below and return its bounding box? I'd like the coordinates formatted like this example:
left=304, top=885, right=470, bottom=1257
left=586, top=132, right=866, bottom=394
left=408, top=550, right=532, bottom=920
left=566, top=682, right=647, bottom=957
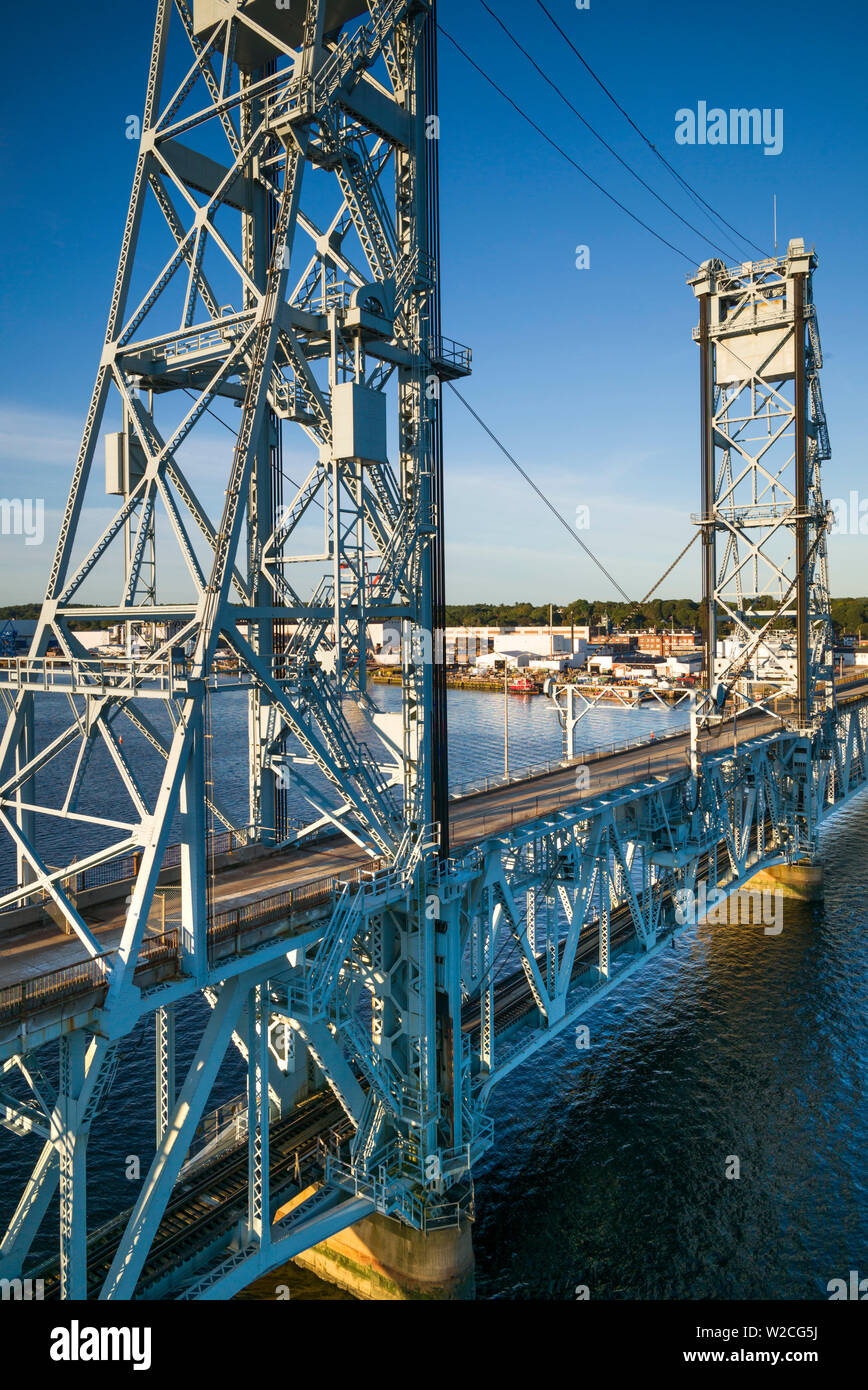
left=534, top=0, right=768, bottom=260
left=447, top=381, right=632, bottom=601
left=447, top=382, right=701, bottom=615
left=437, top=23, right=696, bottom=265
left=477, top=0, right=743, bottom=264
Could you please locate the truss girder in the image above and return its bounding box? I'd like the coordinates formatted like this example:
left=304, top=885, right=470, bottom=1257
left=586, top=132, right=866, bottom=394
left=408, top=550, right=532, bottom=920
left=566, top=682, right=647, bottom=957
left=2, top=694, right=867, bottom=1296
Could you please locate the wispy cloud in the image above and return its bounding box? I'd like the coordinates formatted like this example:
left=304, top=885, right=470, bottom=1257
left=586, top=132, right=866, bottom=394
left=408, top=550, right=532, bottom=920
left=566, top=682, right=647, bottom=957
left=0, top=402, right=84, bottom=470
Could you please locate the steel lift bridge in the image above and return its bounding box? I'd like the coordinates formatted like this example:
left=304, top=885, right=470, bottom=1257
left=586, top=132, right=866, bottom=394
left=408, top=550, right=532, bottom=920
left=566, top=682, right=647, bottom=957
left=0, top=1, right=866, bottom=1301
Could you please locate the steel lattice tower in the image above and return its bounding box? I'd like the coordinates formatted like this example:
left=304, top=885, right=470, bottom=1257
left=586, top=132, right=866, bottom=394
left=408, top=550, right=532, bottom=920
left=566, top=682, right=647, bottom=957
left=0, top=0, right=477, bottom=1296
left=690, top=241, right=834, bottom=730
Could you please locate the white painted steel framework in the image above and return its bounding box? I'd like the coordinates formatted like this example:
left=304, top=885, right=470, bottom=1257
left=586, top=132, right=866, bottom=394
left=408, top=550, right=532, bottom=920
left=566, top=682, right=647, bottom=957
left=0, top=0, right=476, bottom=1298
left=546, top=679, right=693, bottom=760
left=690, top=242, right=834, bottom=728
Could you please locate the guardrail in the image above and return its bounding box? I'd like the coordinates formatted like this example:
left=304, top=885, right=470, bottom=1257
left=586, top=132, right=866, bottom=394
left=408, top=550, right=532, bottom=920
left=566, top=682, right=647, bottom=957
left=69, top=828, right=251, bottom=895
left=0, top=858, right=388, bottom=1027
left=183, top=1090, right=249, bottom=1169
left=460, top=752, right=689, bottom=840
left=449, top=726, right=688, bottom=801
left=0, top=930, right=178, bottom=1025
left=162, top=321, right=243, bottom=360
left=429, top=336, right=472, bottom=374
left=0, top=654, right=187, bottom=698
left=1, top=822, right=334, bottom=910
left=207, top=861, right=382, bottom=956
left=0, top=654, right=262, bottom=699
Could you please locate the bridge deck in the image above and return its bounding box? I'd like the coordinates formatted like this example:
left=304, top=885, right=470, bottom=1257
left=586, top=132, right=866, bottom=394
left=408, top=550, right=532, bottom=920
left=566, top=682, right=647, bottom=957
left=0, top=710, right=779, bottom=1001
left=11, top=685, right=868, bottom=1295
left=32, top=905, right=644, bottom=1299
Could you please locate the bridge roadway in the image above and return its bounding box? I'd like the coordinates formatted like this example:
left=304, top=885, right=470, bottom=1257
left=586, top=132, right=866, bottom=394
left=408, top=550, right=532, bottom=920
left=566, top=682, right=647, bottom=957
left=6, top=676, right=868, bottom=1018
left=0, top=707, right=780, bottom=997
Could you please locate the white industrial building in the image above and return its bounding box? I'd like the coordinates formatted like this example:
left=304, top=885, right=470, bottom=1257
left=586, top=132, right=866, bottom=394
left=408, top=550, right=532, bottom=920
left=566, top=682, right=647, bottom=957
left=664, top=651, right=703, bottom=678
left=587, top=653, right=613, bottom=674
left=475, top=634, right=588, bottom=673
left=474, top=650, right=531, bottom=672
left=717, top=636, right=795, bottom=681
left=492, top=632, right=587, bottom=662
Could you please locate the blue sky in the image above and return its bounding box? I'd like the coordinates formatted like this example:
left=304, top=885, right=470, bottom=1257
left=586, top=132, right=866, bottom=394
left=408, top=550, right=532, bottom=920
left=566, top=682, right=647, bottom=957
left=0, top=0, right=866, bottom=605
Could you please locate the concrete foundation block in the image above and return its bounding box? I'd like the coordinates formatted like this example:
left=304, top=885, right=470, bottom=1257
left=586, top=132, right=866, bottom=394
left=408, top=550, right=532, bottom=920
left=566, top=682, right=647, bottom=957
left=750, top=861, right=825, bottom=902
left=292, top=1210, right=475, bottom=1301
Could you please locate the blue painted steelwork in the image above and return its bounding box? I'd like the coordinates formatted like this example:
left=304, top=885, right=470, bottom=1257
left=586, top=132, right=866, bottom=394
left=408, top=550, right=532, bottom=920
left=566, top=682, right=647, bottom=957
left=0, top=2, right=861, bottom=1302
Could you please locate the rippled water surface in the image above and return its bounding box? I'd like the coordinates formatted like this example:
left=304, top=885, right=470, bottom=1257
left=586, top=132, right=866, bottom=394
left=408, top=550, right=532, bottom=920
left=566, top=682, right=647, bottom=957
left=4, top=688, right=867, bottom=1299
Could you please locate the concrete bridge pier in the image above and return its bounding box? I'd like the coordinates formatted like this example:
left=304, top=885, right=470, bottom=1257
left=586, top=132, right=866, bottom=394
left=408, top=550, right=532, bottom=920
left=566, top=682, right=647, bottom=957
left=292, top=1210, right=475, bottom=1300
left=750, top=861, right=825, bottom=902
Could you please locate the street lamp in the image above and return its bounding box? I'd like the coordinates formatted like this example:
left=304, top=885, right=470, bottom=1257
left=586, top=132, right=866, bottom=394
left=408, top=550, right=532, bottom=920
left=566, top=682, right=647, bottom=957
left=504, top=667, right=509, bottom=779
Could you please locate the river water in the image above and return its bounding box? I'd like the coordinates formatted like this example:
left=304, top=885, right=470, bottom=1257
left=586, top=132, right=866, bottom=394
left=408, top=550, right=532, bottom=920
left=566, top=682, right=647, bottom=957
left=3, top=686, right=867, bottom=1300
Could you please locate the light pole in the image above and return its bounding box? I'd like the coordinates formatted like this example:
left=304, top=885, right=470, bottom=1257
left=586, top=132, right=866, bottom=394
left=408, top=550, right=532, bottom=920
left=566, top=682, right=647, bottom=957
left=504, top=668, right=509, bottom=779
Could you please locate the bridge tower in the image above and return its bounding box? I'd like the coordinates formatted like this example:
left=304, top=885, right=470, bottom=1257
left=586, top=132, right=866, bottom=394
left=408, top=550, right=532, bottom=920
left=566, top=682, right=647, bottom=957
left=690, top=241, right=834, bottom=731
left=0, top=0, right=483, bottom=1298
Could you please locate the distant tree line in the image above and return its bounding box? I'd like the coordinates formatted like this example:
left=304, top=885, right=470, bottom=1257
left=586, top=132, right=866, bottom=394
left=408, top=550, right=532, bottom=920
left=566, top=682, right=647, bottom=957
left=0, top=604, right=41, bottom=622
left=444, top=599, right=703, bottom=630
left=0, top=605, right=112, bottom=630
left=444, top=598, right=868, bottom=638
left=3, top=597, right=867, bottom=637
left=829, top=598, right=868, bottom=637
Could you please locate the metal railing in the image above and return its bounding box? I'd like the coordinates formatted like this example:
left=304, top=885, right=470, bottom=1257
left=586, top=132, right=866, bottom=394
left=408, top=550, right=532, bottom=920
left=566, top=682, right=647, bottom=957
left=461, top=754, right=689, bottom=841
left=0, top=654, right=187, bottom=698
left=161, top=320, right=244, bottom=361
left=183, top=1091, right=249, bottom=1169
left=206, top=866, right=365, bottom=954
left=128, top=311, right=251, bottom=359
left=0, top=930, right=177, bottom=1024
left=71, top=828, right=250, bottom=895
left=428, top=335, right=472, bottom=373
left=0, top=855, right=394, bottom=1026
left=449, top=726, right=687, bottom=801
